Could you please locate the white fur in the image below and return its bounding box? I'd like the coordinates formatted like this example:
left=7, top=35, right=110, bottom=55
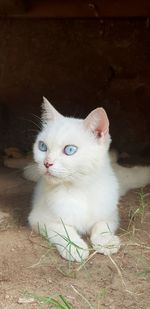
left=112, top=162, right=150, bottom=196
left=27, top=99, right=150, bottom=262
left=24, top=162, right=41, bottom=182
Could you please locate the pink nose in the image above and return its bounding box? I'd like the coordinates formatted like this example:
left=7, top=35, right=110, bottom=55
left=44, top=161, right=53, bottom=168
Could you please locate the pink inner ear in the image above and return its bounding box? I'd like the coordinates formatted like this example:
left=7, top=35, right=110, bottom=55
left=84, top=108, right=109, bottom=137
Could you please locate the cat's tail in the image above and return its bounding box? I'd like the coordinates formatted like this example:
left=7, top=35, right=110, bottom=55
left=112, top=162, right=150, bottom=196
left=23, top=162, right=40, bottom=182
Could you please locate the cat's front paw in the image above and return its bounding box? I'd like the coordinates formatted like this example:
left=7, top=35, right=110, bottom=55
left=92, top=234, right=120, bottom=255
left=57, top=239, right=89, bottom=262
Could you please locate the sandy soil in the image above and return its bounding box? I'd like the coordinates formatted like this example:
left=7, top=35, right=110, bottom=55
left=0, top=166, right=149, bottom=309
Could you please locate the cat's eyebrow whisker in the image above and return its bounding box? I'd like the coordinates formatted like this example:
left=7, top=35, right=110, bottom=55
left=31, top=113, right=43, bottom=126
left=20, top=116, right=42, bottom=130
left=29, top=120, right=41, bottom=129
left=31, top=113, right=41, bottom=121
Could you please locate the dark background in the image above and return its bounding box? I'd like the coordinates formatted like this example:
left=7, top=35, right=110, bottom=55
left=0, top=3, right=150, bottom=163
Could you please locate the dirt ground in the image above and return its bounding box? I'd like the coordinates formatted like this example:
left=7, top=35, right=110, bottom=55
left=0, top=166, right=149, bottom=309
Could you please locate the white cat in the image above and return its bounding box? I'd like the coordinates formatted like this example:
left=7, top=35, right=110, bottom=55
left=27, top=97, right=150, bottom=262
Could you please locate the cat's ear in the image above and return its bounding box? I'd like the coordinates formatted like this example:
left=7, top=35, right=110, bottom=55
left=42, top=97, right=62, bottom=123
left=84, top=108, right=109, bottom=137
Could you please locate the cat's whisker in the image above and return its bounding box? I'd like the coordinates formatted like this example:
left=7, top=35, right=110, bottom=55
left=31, top=113, right=41, bottom=121
left=28, top=120, right=41, bottom=129
left=31, top=113, right=43, bottom=127
left=24, top=163, right=37, bottom=169
left=20, top=116, right=42, bottom=130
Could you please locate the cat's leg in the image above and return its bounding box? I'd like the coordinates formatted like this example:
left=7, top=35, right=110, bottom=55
left=90, top=221, right=120, bottom=255
left=40, top=222, right=89, bottom=262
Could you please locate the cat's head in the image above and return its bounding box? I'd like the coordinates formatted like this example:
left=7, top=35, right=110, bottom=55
left=33, top=97, right=111, bottom=184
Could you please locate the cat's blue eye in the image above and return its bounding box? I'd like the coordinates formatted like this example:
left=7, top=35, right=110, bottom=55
left=38, top=141, right=47, bottom=152
left=64, top=145, right=78, bottom=156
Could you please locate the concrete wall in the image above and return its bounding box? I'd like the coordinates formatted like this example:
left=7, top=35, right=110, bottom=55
left=0, top=19, right=150, bottom=162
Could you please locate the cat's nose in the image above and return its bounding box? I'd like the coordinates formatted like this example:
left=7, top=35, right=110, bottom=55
left=44, top=161, right=53, bottom=168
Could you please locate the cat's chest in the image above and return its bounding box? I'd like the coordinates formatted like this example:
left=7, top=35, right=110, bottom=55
left=44, top=184, right=102, bottom=233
